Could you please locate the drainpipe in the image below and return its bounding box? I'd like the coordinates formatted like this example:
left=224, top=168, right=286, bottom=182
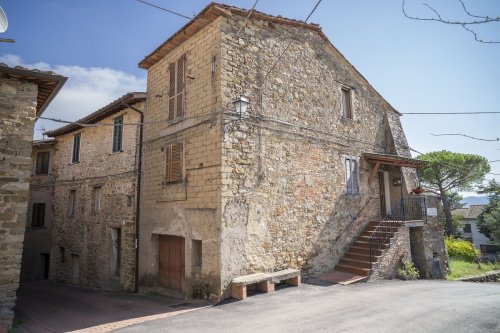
left=121, top=97, right=144, bottom=293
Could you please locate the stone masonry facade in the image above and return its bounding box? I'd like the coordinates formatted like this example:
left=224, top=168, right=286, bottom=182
left=20, top=140, right=56, bottom=282
left=138, top=3, right=445, bottom=300
left=47, top=97, right=145, bottom=291
left=0, top=65, right=65, bottom=332
left=0, top=77, right=38, bottom=331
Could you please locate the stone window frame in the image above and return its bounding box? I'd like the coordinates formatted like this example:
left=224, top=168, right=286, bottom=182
left=112, top=115, right=124, bottom=153
left=72, top=132, right=81, bottom=164
left=164, top=141, right=185, bottom=184
left=343, top=155, right=360, bottom=196
left=340, top=85, right=354, bottom=120
left=35, top=150, right=51, bottom=175
left=167, top=54, right=186, bottom=124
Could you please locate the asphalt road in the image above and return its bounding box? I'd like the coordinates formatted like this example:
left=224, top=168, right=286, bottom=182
left=116, top=280, right=500, bottom=333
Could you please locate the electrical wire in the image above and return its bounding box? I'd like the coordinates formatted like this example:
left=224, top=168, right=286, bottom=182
left=402, top=112, right=500, bottom=115
left=431, top=133, right=499, bottom=142
left=409, top=147, right=500, bottom=177
left=261, top=0, right=322, bottom=87
left=136, top=0, right=192, bottom=19
left=235, top=0, right=259, bottom=38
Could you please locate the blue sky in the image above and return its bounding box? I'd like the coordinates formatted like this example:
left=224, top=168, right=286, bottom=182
left=1, top=0, right=499, bottom=194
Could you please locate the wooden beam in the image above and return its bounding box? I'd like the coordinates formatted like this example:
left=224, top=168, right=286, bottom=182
left=368, top=161, right=381, bottom=185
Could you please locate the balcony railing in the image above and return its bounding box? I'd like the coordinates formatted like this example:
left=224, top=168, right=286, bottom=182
left=389, top=195, right=427, bottom=223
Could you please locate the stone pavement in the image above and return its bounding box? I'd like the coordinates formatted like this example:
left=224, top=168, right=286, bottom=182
left=14, top=281, right=208, bottom=333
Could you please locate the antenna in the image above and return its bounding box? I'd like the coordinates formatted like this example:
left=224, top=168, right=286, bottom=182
left=0, top=6, right=8, bottom=33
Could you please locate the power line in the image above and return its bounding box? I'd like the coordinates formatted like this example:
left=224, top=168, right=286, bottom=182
left=402, top=112, right=500, bottom=115
left=261, top=0, right=322, bottom=87
left=431, top=133, right=500, bottom=142
left=409, top=147, right=500, bottom=177
left=235, top=0, right=259, bottom=38
left=136, top=0, right=192, bottom=20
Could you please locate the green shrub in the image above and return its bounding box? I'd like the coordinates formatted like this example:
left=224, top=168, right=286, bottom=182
left=398, top=261, right=420, bottom=280
left=445, top=237, right=480, bottom=262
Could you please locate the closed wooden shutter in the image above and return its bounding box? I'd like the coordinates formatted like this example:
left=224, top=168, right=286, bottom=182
left=168, top=62, right=176, bottom=121
left=346, top=158, right=359, bottom=194
left=167, top=55, right=186, bottom=121
left=176, top=56, right=185, bottom=119
left=36, top=151, right=50, bottom=175
left=165, top=142, right=183, bottom=182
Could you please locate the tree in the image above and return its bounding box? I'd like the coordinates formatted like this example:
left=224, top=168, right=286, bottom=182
left=402, top=0, right=500, bottom=44
left=417, top=150, right=490, bottom=236
left=477, top=180, right=500, bottom=244
left=446, top=192, right=464, bottom=210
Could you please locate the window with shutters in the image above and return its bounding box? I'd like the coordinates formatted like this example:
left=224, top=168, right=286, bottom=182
left=91, top=186, right=101, bottom=215
left=35, top=151, right=50, bottom=175
left=341, top=87, right=353, bottom=119
left=31, top=203, right=46, bottom=228
left=345, top=157, right=359, bottom=195
left=72, top=133, right=81, bottom=163
left=168, top=55, right=186, bottom=122
left=165, top=142, right=184, bottom=183
left=112, top=116, right=123, bottom=153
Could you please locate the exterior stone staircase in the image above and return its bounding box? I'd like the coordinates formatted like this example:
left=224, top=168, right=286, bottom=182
left=334, top=220, right=403, bottom=278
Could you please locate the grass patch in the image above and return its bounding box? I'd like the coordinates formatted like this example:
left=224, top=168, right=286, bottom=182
left=447, top=259, right=500, bottom=280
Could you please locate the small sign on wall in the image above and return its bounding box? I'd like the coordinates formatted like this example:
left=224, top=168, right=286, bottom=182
left=427, top=207, right=438, bottom=217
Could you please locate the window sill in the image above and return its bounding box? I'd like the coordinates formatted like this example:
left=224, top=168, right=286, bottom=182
left=29, top=226, right=47, bottom=230
left=341, top=116, right=354, bottom=122
left=167, top=118, right=184, bottom=126
left=111, top=150, right=124, bottom=155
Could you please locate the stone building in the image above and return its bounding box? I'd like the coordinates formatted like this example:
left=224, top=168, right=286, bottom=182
left=43, top=92, right=146, bottom=291
left=137, top=3, right=446, bottom=299
left=0, top=65, right=66, bottom=332
left=20, top=139, right=57, bottom=282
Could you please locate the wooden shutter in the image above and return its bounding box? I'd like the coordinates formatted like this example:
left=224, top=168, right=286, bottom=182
left=168, top=62, right=176, bottom=121
left=36, top=151, right=50, bottom=175
left=346, top=158, right=358, bottom=194
left=176, top=56, right=185, bottom=119
left=31, top=203, right=45, bottom=228
left=165, top=143, right=183, bottom=183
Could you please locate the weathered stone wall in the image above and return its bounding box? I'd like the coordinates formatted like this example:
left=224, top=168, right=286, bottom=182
left=50, top=107, right=142, bottom=291
left=420, top=196, right=448, bottom=278
left=369, top=226, right=412, bottom=281
left=218, top=16, right=407, bottom=295
left=139, top=17, right=223, bottom=298
left=0, top=77, right=37, bottom=331
left=457, top=270, right=500, bottom=283
left=20, top=143, right=55, bottom=282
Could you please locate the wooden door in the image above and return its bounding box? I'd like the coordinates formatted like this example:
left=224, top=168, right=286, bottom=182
left=378, top=171, right=387, bottom=216
left=159, top=235, right=185, bottom=292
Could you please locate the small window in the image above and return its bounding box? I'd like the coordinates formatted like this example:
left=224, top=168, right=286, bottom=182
left=68, top=190, right=76, bottom=217
left=59, top=247, right=66, bottom=263
left=72, top=133, right=81, bottom=163
left=192, top=240, right=202, bottom=269
left=345, top=157, right=359, bottom=195
left=92, top=187, right=101, bottom=215
left=463, top=224, right=472, bottom=233
left=35, top=151, right=50, bottom=175
left=165, top=142, right=184, bottom=183
left=112, top=116, right=123, bottom=153
left=31, top=203, right=46, bottom=228
left=168, top=55, right=186, bottom=122
left=341, top=87, right=353, bottom=119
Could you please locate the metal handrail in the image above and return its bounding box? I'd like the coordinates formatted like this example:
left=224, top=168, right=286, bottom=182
left=335, top=196, right=376, bottom=242
left=368, top=195, right=427, bottom=271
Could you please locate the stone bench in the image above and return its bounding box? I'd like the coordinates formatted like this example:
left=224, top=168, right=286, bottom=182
left=231, top=269, right=301, bottom=300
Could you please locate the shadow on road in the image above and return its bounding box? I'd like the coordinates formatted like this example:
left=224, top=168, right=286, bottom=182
left=15, top=281, right=206, bottom=333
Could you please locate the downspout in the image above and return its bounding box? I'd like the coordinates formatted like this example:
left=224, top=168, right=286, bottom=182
left=121, top=98, right=144, bottom=293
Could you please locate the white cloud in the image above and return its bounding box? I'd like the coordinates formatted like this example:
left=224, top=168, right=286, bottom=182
left=0, top=54, right=146, bottom=139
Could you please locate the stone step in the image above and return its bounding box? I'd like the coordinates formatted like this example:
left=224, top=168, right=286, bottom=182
left=338, top=258, right=372, bottom=269
left=335, top=263, right=370, bottom=276
left=343, top=252, right=380, bottom=262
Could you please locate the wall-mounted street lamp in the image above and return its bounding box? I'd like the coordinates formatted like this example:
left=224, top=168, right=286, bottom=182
left=232, top=95, right=249, bottom=119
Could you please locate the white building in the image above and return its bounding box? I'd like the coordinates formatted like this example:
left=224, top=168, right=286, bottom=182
left=452, top=205, right=499, bottom=253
